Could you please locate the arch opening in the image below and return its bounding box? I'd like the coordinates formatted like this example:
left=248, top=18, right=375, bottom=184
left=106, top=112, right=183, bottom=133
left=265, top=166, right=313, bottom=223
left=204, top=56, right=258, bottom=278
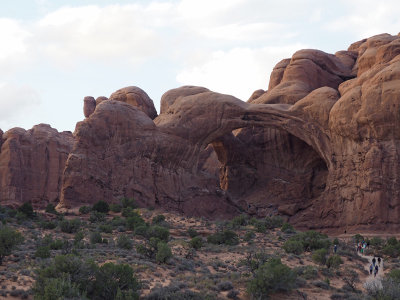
left=205, top=126, right=328, bottom=217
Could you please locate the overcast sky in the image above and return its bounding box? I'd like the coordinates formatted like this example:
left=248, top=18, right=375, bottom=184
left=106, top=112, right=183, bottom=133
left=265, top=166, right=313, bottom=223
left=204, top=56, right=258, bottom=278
left=1, top=0, right=399, bottom=132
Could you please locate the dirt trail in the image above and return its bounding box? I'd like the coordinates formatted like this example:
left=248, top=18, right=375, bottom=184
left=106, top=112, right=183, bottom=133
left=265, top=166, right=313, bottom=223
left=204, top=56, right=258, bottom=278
left=362, top=253, right=384, bottom=289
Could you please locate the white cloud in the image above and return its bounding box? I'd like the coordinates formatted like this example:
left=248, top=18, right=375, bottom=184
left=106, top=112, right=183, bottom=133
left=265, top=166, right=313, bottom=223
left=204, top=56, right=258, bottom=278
left=0, top=82, right=41, bottom=129
left=32, top=5, right=164, bottom=67
left=176, top=44, right=306, bottom=100
left=325, top=0, right=400, bottom=38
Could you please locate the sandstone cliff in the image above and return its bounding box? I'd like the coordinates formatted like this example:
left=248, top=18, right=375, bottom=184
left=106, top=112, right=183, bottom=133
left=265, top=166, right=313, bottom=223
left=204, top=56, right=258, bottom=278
left=2, top=33, right=400, bottom=232
left=0, top=124, right=74, bottom=209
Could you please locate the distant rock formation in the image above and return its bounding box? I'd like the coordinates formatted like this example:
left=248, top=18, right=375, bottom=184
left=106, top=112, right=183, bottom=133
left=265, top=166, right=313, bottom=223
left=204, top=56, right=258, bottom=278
left=2, top=33, right=400, bottom=232
left=83, top=96, right=96, bottom=118
left=0, top=124, right=73, bottom=209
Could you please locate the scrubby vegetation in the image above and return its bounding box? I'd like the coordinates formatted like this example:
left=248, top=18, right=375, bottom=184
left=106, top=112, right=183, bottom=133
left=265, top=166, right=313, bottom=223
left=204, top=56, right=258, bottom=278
left=0, top=202, right=399, bottom=299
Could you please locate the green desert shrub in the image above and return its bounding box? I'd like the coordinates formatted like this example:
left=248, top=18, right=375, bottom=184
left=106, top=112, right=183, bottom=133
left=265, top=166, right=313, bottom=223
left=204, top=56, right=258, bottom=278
left=117, top=234, right=133, bottom=250
left=109, top=203, right=122, bottom=213
left=281, top=223, right=295, bottom=233
left=369, top=237, right=384, bottom=247
left=74, top=231, right=85, bottom=244
left=207, top=230, right=239, bottom=246
left=134, top=225, right=149, bottom=237
left=247, top=258, right=296, bottom=299
left=264, top=216, right=284, bottom=229
left=49, top=239, right=64, bottom=250
left=243, top=231, right=256, bottom=242
left=92, top=200, right=110, bottom=213
left=92, top=263, right=140, bottom=299
left=33, top=255, right=139, bottom=299
left=121, top=208, right=137, bottom=218
left=45, top=203, right=57, bottom=214
left=40, top=220, right=57, bottom=230
left=79, top=205, right=91, bottom=215
left=0, top=226, right=24, bottom=265
left=89, top=211, right=106, bottom=223
left=190, top=236, right=204, bottom=249
left=147, top=225, right=170, bottom=242
left=155, top=241, right=172, bottom=263
left=35, top=246, right=51, bottom=259
left=312, top=248, right=328, bottom=265
left=326, top=255, right=343, bottom=269
left=230, top=214, right=249, bottom=228
left=59, top=218, right=81, bottom=233
left=90, top=231, right=103, bottom=244
left=18, top=202, right=35, bottom=218
left=98, top=224, right=113, bottom=233
left=126, top=214, right=146, bottom=231
left=120, top=198, right=137, bottom=209
left=293, top=265, right=318, bottom=280
left=286, top=230, right=330, bottom=252
left=283, top=240, right=304, bottom=255
left=388, top=269, right=400, bottom=282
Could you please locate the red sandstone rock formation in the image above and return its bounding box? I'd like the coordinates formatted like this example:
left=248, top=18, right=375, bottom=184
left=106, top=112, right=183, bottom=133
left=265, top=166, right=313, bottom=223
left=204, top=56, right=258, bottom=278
left=109, top=86, right=158, bottom=119
left=83, top=96, right=96, bottom=118
left=0, top=124, right=74, bottom=209
left=2, top=33, right=400, bottom=232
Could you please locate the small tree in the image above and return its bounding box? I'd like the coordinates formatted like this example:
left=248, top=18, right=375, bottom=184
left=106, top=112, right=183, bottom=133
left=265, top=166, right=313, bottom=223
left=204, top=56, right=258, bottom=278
left=155, top=241, right=172, bottom=263
left=326, top=255, right=343, bottom=269
left=190, top=236, right=204, bottom=249
left=90, top=232, right=103, bottom=244
left=312, top=248, right=328, bottom=265
left=79, top=206, right=91, bottom=215
left=117, top=234, right=133, bottom=250
left=93, top=263, right=140, bottom=299
left=45, top=203, right=57, bottom=214
left=92, top=201, right=110, bottom=213
left=283, top=240, right=303, bottom=255
left=18, top=202, right=35, bottom=218
left=0, top=227, right=23, bottom=265
left=247, top=258, right=296, bottom=299
left=60, top=219, right=81, bottom=233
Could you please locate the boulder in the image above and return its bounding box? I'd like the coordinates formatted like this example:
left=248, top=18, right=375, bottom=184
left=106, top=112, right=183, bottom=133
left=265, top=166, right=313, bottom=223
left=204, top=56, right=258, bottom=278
left=109, top=86, right=158, bottom=119
left=96, top=96, right=108, bottom=106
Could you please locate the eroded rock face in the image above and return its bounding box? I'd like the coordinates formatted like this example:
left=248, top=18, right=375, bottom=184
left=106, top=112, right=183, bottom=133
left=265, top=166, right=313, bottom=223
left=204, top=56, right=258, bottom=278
left=58, top=33, right=400, bottom=230
left=5, top=33, right=400, bottom=231
left=0, top=124, right=74, bottom=209
left=59, top=100, right=237, bottom=218
left=109, top=86, right=158, bottom=119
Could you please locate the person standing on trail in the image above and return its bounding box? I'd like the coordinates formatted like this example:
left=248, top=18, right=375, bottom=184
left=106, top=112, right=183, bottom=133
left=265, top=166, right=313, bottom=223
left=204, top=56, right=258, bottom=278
left=372, top=257, right=376, bottom=266
left=374, top=265, right=379, bottom=277
left=378, top=257, right=381, bottom=266
left=334, top=244, right=337, bottom=253
left=369, top=264, right=373, bottom=275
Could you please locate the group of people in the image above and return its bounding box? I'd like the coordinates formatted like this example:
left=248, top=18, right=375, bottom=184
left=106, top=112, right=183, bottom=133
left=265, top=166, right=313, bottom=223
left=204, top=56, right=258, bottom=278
left=356, top=240, right=369, bottom=255
left=369, top=256, right=382, bottom=277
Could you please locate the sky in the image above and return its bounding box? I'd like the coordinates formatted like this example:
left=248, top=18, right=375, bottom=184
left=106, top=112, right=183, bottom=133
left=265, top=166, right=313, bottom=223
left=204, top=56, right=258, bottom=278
left=1, top=0, right=400, bottom=132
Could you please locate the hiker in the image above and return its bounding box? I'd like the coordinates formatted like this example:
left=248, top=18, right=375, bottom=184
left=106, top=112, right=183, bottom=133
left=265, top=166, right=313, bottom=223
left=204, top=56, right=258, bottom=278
left=378, top=257, right=381, bottom=266
left=334, top=244, right=337, bottom=253
left=369, top=264, right=373, bottom=275
left=367, top=240, right=370, bottom=249
left=372, top=257, right=376, bottom=266
left=374, top=265, right=379, bottom=277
